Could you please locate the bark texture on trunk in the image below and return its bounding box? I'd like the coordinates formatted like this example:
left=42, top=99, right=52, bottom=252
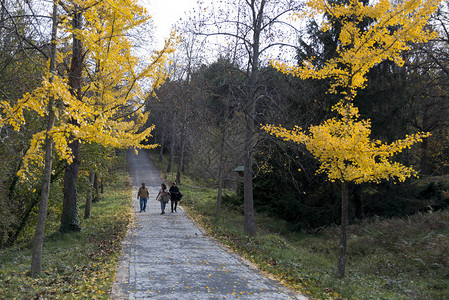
left=60, top=140, right=82, bottom=232
left=337, top=181, right=349, bottom=278
left=60, top=5, right=82, bottom=233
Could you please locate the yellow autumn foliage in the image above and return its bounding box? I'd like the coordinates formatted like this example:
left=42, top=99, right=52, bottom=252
left=272, top=0, right=441, bottom=98
left=263, top=101, right=430, bottom=184
left=0, top=0, right=176, bottom=180
left=265, top=0, right=441, bottom=184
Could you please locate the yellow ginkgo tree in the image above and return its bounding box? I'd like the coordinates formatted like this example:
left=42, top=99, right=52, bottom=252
left=1, top=0, right=174, bottom=178
left=263, top=0, right=441, bottom=278
left=0, top=0, right=175, bottom=275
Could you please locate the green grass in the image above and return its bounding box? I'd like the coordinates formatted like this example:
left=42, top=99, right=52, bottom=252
left=185, top=191, right=449, bottom=299
left=149, top=150, right=449, bottom=300
left=0, top=170, right=133, bottom=299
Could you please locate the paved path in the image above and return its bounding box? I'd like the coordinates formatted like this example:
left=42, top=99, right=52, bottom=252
left=111, top=149, right=307, bottom=299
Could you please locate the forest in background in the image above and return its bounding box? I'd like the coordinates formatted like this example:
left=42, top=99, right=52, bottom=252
left=147, top=0, right=449, bottom=231
left=150, top=57, right=449, bottom=230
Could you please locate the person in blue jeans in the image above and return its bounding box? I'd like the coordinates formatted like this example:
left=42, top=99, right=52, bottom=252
left=137, top=182, right=149, bottom=212
left=156, top=183, right=170, bottom=214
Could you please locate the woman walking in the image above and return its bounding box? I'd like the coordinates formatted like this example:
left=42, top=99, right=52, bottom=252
left=156, top=183, right=170, bottom=214
left=169, top=182, right=182, bottom=213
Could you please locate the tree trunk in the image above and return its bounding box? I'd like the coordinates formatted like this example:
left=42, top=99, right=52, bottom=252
left=420, top=137, right=428, bottom=175
left=93, top=172, right=99, bottom=202
left=242, top=0, right=265, bottom=237
left=30, top=0, right=58, bottom=276
left=7, top=161, right=65, bottom=246
left=337, top=181, right=349, bottom=278
left=243, top=117, right=256, bottom=236
left=159, top=131, right=165, bottom=161
left=182, top=156, right=187, bottom=173
left=176, top=120, right=186, bottom=185
left=167, top=144, right=174, bottom=172
left=243, top=74, right=257, bottom=236
left=0, top=0, right=5, bottom=37
left=60, top=140, right=82, bottom=232
left=60, top=4, right=82, bottom=233
left=420, top=105, right=430, bottom=175
left=7, top=193, right=39, bottom=246
left=84, top=171, right=95, bottom=219
left=216, top=122, right=227, bottom=218
left=167, top=112, right=177, bottom=173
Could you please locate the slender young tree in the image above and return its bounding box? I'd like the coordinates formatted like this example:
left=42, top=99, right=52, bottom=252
left=164, top=26, right=207, bottom=184
left=192, top=0, right=302, bottom=236
left=264, top=0, right=441, bottom=277
left=167, top=110, right=176, bottom=172
left=30, top=0, right=58, bottom=277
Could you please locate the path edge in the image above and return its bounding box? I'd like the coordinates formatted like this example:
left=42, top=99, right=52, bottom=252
left=181, top=205, right=309, bottom=300
left=110, top=187, right=137, bottom=299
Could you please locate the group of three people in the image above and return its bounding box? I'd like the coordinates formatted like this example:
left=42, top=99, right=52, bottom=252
left=137, top=182, right=182, bottom=214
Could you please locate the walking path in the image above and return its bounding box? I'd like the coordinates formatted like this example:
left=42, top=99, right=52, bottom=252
left=111, top=149, right=307, bottom=299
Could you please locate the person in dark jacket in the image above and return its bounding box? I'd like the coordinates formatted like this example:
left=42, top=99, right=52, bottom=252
left=169, top=182, right=182, bottom=213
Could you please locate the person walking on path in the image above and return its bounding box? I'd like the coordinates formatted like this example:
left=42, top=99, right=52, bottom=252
left=156, top=183, right=170, bottom=214
left=137, top=182, right=149, bottom=213
left=169, top=181, right=182, bottom=213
